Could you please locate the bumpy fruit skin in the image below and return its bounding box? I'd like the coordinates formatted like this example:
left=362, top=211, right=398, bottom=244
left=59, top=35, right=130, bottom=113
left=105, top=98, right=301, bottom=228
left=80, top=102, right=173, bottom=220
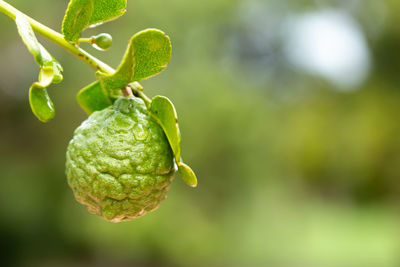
left=66, top=97, right=175, bottom=222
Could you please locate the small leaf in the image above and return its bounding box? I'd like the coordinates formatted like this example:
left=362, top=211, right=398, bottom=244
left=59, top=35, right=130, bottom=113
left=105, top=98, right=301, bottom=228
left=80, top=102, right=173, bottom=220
left=39, top=44, right=63, bottom=83
left=178, top=162, right=198, bottom=187
left=77, top=81, right=112, bottom=114
left=38, top=67, right=55, bottom=87
left=150, top=95, right=181, bottom=162
left=99, top=29, right=172, bottom=92
left=130, top=29, right=172, bottom=81
left=28, top=67, right=56, bottom=122
left=15, top=12, right=42, bottom=65
left=14, top=12, right=62, bottom=122
left=62, top=0, right=126, bottom=42
left=29, top=85, right=55, bottom=123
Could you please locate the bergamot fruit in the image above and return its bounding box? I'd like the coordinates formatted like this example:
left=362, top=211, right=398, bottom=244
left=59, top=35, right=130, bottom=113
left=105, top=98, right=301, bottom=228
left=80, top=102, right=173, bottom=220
left=66, top=97, right=175, bottom=222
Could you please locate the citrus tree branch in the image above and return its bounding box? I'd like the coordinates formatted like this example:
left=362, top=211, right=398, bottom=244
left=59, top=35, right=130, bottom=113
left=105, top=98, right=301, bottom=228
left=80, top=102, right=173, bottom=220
left=0, top=0, right=114, bottom=74
left=0, top=0, right=153, bottom=104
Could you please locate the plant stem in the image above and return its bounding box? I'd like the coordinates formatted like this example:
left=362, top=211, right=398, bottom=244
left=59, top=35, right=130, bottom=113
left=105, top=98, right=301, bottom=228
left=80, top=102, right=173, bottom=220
left=122, top=86, right=134, bottom=98
left=0, top=0, right=153, bottom=104
left=0, top=0, right=114, bottom=74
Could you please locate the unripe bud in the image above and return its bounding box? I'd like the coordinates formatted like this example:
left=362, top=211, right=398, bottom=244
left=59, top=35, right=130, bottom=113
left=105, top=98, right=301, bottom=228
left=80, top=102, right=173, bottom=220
left=91, top=33, right=113, bottom=51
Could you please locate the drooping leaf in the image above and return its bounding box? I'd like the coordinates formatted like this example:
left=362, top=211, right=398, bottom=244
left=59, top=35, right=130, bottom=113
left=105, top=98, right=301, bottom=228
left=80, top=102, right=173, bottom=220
left=99, top=29, right=172, bottom=92
left=14, top=14, right=62, bottom=122
left=150, top=95, right=181, bottom=162
left=15, top=12, right=63, bottom=83
left=29, top=67, right=56, bottom=122
left=15, top=12, right=42, bottom=65
left=39, top=44, right=63, bottom=83
left=29, top=85, right=55, bottom=122
left=178, top=162, right=198, bottom=187
left=62, top=0, right=126, bottom=42
left=38, top=67, right=55, bottom=87
left=77, top=81, right=112, bottom=114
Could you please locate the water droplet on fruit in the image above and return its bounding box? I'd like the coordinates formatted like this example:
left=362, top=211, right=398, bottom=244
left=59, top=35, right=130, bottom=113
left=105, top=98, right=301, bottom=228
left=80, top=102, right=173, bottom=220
left=133, top=124, right=148, bottom=140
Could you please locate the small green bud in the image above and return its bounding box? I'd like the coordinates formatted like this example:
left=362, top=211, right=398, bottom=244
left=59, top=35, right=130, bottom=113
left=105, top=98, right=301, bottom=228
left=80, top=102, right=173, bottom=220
left=91, top=33, right=112, bottom=51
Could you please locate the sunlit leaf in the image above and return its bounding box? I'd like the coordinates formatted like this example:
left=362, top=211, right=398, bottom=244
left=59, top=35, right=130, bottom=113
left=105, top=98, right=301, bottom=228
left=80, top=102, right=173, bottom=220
left=178, top=162, right=198, bottom=187
left=62, top=0, right=126, bottom=42
left=38, top=67, right=55, bottom=87
left=77, top=81, right=112, bottom=114
left=39, top=44, right=63, bottom=83
left=99, top=29, right=172, bottom=92
left=150, top=95, right=181, bottom=162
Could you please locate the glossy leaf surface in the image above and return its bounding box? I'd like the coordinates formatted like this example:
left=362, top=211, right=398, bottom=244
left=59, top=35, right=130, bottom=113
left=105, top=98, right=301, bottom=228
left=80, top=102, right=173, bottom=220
left=178, top=162, right=198, bottom=187
left=29, top=67, right=56, bottom=122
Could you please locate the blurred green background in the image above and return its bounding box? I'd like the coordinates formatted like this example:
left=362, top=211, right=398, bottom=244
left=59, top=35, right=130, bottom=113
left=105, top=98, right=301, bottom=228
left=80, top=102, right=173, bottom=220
left=1, top=0, right=400, bottom=266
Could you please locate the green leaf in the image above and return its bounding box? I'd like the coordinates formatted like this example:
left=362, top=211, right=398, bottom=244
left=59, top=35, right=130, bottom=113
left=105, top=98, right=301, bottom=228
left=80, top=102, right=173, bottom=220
left=15, top=11, right=63, bottom=83
left=28, top=67, right=56, bottom=122
left=62, top=0, right=93, bottom=42
left=29, top=68, right=56, bottom=122
left=130, top=29, right=172, bottom=81
left=38, top=67, right=55, bottom=87
left=15, top=12, right=42, bottom=65
left=29, top=85, right=55, bottom=122
left=149, top=95, right=197, bottom=187
left=39, top=44, right=63, bottom=83
left=178, top=162, right=198, bottom=187
left=77, top=81, right=112, bottom=114
left=14, top=13, right=63, bottom=122
left=150, top=95, right=181, bottom=162
left=62, top=0, right=126, bottom=42
left=99, top=29, right=172, bottom=92
left=90, top=0, right=127, bottom=25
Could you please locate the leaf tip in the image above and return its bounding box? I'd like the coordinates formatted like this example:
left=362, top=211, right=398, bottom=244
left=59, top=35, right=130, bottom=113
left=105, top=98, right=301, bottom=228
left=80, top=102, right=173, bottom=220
left=178, top=162, right=198, bottom=188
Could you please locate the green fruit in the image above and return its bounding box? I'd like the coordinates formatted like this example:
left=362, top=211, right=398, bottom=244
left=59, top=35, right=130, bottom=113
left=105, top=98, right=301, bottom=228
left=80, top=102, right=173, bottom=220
left=66, top=97, right=175, bottom=222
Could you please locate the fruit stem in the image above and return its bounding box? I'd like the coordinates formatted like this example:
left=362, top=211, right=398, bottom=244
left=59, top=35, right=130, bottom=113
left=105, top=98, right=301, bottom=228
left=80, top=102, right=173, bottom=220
left=78, top=37, right=95, bottom=45
left=130, top=83, right=151, bottom=108
left=122, top=86, right=134, bottom=98
left=0, top=0, right=150, bottom=104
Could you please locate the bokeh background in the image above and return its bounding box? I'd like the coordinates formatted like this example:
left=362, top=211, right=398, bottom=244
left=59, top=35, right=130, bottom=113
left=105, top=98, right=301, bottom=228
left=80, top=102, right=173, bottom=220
left=1, top=0, right=400, bottom=266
